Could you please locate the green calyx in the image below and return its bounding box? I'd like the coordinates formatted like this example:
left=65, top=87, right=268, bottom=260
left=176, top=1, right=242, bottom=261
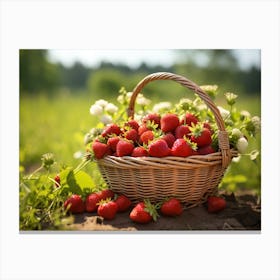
left=189, top=123, right=204, bottom=138
left=143, top=199, right=160, bottom=221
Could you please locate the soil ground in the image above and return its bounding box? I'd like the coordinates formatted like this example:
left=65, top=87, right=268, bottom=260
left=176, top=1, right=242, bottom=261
left=64, top=191, right=261, bottom=231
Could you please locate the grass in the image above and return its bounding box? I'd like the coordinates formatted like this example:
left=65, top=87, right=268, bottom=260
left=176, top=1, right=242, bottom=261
left=20, top=89, right=261, bottom=193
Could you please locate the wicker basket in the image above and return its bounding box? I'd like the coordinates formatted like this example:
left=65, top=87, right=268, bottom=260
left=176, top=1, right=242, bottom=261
left=97, top=72, right=237, bottom=207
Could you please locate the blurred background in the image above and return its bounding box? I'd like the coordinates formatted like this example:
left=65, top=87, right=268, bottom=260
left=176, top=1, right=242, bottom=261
left=20, top=49, right=261, bottom=193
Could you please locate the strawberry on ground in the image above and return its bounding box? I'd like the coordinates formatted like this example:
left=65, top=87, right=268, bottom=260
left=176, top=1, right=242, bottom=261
left=116, top=139, right=134, bottom=157
left=97, top=199, right=118, bottom=220
left=97, top=189, right=115, bottom=200
left=131, top=146, right=149, bottom=157
left=115, top=195, right=132, bottom=212
left=160, top=198, right=183, bottom=216
left=64, top=194, right=85, bottom=214
left=129, top=199, right=159, bottom=224
left=148, top=139, right=171, bottom=157
left=171, top=138, right=196, bottom=157
left=207, top=196, right=226, bottom=213
left=161, top=113, right=180, bottom=133
left=85, top=193, right=101, bottom=212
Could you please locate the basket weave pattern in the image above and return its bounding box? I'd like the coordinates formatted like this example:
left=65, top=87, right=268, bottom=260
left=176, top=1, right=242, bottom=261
left=97, top=72, right=237, bottom=207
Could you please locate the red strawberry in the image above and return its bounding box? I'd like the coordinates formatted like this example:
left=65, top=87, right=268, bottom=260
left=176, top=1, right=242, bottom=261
left=190, top=124, right=212, bottom=147
left=148, top=139, right=171, bottom=157
left=131, top=146, right=149, bottom=157
left=116, top=139, right=134, bottom=156
left=175, top=125, right=191, bottom=139
left=138, top=124, right=150, bottom=136
left=207, top=196, right=226, bottom=213
left=203, top=121, right=213, bottom=134
left=129, top=200, right=159, bottom=224
left=115, top=195, right=132, bottom=212
left=85, top=193, right=101, bottom=212
left=124, top=128, right=139, bottom=142
left=107, top=136, right=120, bottom=152
left=142, top=113, right=161, bottom=127
left=125, top=119, right=140, bottom=131
left=161, top=113, right=180, bottom=133
left=97, top=199, right=118, bottom=220
left=160, top=198, right=183, bottom=216
left=180, top=113, right=199, bottom=126
left=101, top=124, right=122, bottom=137
left=54, top=174, right=60, bottom=187
left=140, top=130, right=154, bottom=144
left=98, top=189, right=115, bottom=200
left=161, top=133, right=176, bottom=148
left=64, top=194, right=85, bottom=214
left=171, top=138, right=195, bottom=157
left=92, top=140, right=110, bottom=159
left=197, top=145, right=215, bottom=155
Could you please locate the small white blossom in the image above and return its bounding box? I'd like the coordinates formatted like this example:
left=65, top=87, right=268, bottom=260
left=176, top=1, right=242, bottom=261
left=218, top=106, right=230, bottom=119
left=232, top=128, right=243, bottom=138
left=136, top=95, right=151, bottom=106
left=232, top=155, right=241, bottom=163
left=251, top=116, right=261, bottom=132
left=90, top=104, right=103, bottom=116
left=100, top=114, right=112, bottom=125
left=240, top=110, right=251, bottom=119
left=95, top=99, right=109, bottom=108
left=153, top=102, right=172, bottom=113
left=105, top=103, right=118, bottom=114
left=73, top=151, right=83, bottom=159
left=196, top=104, right=208, bottom=111
left=236, top=137, right=248, bottom=154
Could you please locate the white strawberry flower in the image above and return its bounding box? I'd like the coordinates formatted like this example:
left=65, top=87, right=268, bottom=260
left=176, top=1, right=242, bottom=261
left=153, top=102, right=172, bottom=113
left=100, top=114, right=112, bottom=125
left=236, top=137, right=248, bottom=154
left=95, top=99, right=109, bottom=108
left=136, top=94, right=151, bottom=106
left=90, top=104, right=103, bottom=116
left=240, top=110, right=251, bottom=119
left=218, top=106, right=230, bottom=119
left=251, top=116, right=261, bottom=132
left=105, top=103, right=118, bottom=114
left=232, top=128, right=243, bottom=138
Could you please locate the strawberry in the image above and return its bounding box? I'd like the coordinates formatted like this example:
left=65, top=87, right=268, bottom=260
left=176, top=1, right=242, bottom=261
left=107, top=136, right=120, bottom=152
left=64, top=194, right=85, bottom=214
left=131, top=146, right=149, bottom=157
left=142, top=113, right=161, bottom=127
left=161, top=113, right=180, bottom=133
left=190, top=123, right=212, bottom=147
left=115, top=195, right=132, bottom=212
left=180, top=112, right=199, bottom=126
left=124, top=128, right=139, bottom=142
left=54, top=174, right=60, bottom=187
left=207, top=196, right=226, bottom=213
left=140, top=130, right=154, bottom=144
left=161, top=133, right=176, bottom=148
left=92, top=140, right=110, bottom=159
left=85, top=193, right=101, bottom=212
left=175, top=125, right=191, bottom=139
left=129, top=200, right=159, bottom=224
left=160, top=198, right=183, bottom=216
left=97, top=189, right=115, bottom=200
left=101, top=124, right=122, bottom=137
left=138, top=124, right=150, bottom=136
left=171, top=138, right=196, bottom=157
left=125, top=119, right=140, bottom=131
left=197, top=145, right=215, bottom=155
left=97, top=199, right=118, bottom=220
left=203, top=121, right=213, bottom=134
left=148, top=139, right=171, bottom=157
left=116, top=139, right=134, bottom=157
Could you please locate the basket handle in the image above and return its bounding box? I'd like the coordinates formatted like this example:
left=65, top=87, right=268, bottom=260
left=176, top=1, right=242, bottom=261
left=127, top=72, right=231, bottom=168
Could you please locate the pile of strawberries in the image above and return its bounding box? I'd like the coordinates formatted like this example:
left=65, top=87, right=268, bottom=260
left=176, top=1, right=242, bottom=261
left=64, top=189, right=226, bottom=224
left=92, top=112, right=216, bottom=159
